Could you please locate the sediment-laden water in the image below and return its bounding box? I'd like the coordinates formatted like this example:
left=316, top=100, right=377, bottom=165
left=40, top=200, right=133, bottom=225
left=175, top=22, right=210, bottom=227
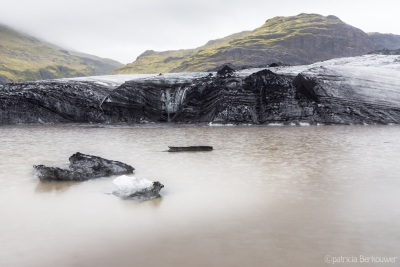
left=0, top=124, right=399, bottom=267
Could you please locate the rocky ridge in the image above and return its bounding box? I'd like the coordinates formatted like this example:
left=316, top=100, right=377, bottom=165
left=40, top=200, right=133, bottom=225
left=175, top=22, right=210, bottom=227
left=116, top=13, right=400, bottom=74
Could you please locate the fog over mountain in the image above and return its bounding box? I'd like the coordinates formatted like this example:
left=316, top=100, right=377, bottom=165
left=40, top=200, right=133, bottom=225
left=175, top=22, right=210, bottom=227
left=1, top=0, right=399, bottom=63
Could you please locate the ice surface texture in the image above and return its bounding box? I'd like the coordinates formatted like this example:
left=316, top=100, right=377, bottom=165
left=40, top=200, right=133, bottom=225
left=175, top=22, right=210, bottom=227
left=3, top=55, right=400, bottom=125
left=112, top=175, right=164, bottom=200
left=34, top=152, right=134, bottom=181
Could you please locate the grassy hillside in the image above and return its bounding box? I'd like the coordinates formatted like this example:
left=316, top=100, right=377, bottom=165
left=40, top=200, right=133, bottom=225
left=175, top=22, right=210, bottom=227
left=116, top=31, right=250, bottom=74
left=230, top=14, right=344, bottom=47
left=0, top=24, right=122, bottom=83
left=116, top=13, right=400, bottom=74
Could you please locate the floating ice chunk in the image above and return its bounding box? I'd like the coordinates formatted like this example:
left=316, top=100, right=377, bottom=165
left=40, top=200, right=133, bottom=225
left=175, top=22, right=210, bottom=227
left=113, top=175, right=153, bottom=195
left=112, top=175, right=164, bottom=200
left=267, top=123, right=284, bottom=127
left=208, top=122, right=235, bottom=127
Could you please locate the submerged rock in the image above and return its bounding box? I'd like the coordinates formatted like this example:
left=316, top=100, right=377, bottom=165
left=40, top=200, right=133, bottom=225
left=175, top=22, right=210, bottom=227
left=34, top=152, right=134, bottom=181
left=112, top=175, right=164, bottom=200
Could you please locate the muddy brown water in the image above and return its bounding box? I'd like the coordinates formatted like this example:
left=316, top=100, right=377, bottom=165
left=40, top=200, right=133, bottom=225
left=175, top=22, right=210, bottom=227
left=0, top=124, right=399, bottom=267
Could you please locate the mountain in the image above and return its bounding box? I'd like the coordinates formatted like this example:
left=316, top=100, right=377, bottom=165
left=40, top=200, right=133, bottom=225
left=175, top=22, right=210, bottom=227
left=0, top=23, right=123, bottom=83
left=115, top=13, right=400, bottom=74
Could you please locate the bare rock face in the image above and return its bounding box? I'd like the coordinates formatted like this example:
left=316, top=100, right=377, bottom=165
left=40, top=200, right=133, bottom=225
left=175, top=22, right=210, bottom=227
left=368, top=48, right=400, bottom=55
left=0, top=76, right=8, bottom=84
left=116, top=14, right=400, bottom=74
left=34, top=152, right=134, bottom=181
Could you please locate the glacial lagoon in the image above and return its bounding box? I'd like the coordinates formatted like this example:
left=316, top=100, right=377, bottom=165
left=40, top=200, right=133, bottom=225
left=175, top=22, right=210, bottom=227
left=0, top=124, right=399, bottom=267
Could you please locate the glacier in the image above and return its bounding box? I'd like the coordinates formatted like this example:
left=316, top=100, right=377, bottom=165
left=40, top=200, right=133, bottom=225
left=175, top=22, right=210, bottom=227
left=1, top=54, right=400, bottom=125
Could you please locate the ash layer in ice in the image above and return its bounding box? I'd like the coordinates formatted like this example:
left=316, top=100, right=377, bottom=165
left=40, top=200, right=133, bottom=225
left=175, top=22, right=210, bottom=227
left=112, top=175, right=164, bottom=200
left=3, top=55, right=400, bottom=125
left=34, top=152, right=134, bottom=181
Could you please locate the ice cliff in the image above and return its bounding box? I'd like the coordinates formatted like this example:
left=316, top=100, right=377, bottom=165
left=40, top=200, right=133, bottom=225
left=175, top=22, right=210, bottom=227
left=1, top=55, right=400, bottom=125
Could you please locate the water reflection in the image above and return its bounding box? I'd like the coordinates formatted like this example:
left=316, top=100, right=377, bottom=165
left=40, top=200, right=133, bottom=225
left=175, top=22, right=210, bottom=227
left=118, top=195, right=164, bottom=207
left=34, top=180, right=80, bottom=193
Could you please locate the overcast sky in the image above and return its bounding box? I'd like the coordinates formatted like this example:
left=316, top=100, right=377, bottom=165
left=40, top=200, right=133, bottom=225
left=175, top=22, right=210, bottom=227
left=1, top=0, right=399, bottom=63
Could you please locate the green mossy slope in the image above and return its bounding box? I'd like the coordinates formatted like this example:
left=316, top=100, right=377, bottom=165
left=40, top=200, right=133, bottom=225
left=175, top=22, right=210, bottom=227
left=116, top=13, right=400, bottom=74
left=0, top=24, right=122, bottom=83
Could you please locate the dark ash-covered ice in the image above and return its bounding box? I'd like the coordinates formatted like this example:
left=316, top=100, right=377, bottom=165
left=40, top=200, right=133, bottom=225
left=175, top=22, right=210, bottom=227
left=3, top=54, right=400, bottom=125
left=34, top=152, right=134, bottom=181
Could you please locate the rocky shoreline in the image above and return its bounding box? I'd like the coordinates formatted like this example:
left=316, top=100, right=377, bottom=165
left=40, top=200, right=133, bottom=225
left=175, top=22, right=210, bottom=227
left=2, top=55, right=400, bottom=126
